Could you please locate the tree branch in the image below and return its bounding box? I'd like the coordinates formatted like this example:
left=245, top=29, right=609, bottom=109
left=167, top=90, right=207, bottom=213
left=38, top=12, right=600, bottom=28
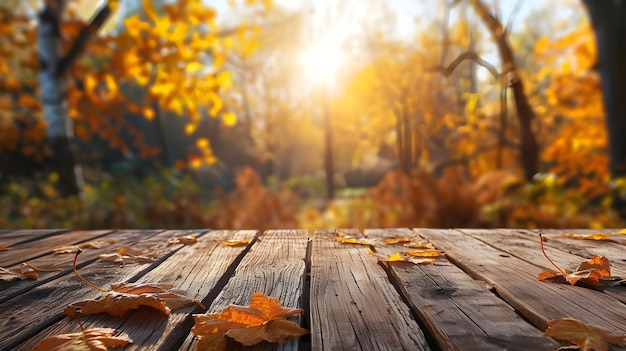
left=56, top=1, right=112, bottom=77
left=432, top=51, right=499, bottom=80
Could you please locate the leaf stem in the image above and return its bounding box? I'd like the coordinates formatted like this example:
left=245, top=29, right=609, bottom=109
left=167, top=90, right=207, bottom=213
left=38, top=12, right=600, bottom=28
left=538, top=233, right=567, bottom=276
left=73, top=249, right=109, bottom=292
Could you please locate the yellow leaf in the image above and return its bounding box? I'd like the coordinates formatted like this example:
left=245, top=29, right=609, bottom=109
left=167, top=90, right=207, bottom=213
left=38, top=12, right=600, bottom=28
left=196, top=138, right=210, bottom=149
left=142, top=0, right=159, bottom=23
left=187, top=62, right=203, bottom=73
left=185, top=123, right=197, bottom=135
left=222, top=112, right=237, bottom=126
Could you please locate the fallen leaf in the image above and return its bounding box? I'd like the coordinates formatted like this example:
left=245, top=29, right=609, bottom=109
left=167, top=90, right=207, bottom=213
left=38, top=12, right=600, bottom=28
left=367, top=250, right=436, bottom=264
left=538, top=255, right=611, bottom=287
left=168, top=235, right=197, bottom=245
left=192, top=292, right=308, bottom=351
left=406, top=250, right=441, bottom=258
left=32, top=327, right=132, bottom=351
left=64, top=282, right=204, bottom=317
left=0, top=246, right=9, bottom=251
left=53, top=240, right=116, bottom=254
left=617, top=229, right=626, bottom=235
left=0, top=262, right=61, bottom=281
left=336, top=232, right=373, bottom=246
left=544, top=318, right=626, bottom=351
left=221, top=238, right=250, bottom=246
left=98, top=246, right=157, bottom=265
left=383, top=237, right=412, bottom=244
left=403, top=241, right=436, bottom=249
left=557, top=233, right=612, bottom=241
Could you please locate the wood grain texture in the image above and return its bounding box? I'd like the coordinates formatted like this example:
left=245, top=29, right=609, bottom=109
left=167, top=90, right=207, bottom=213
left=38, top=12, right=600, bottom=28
left=310, top=229, right=430, bottom=351
left=0, top=229, right=68, bottom=248
left=365, top=229, right=559, bottom=351
left=0, top=229, right=109, bottom=267
left=462, top=228, right=626, bottom=303
left=16, top=230, right=255, bottom=351
left=180, top=229, right=308, bottom=351
left=416, top=229, right=626, bottom=336
left=0, top=230, right=208, bottom=351
left=0, top=229, right=167, bottom=304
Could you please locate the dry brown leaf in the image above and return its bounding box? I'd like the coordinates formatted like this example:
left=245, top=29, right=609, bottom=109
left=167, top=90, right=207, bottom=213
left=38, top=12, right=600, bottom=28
left=220, top=238, right=251, bottom=246
left=168, top=235, right=198, bottom=245
left=0, top=246, right=9, bottom=251
left=64, top=282, right=204, bottom=317
left=192, top=292, right=308, bottom=351
left=0, top=262, right=61, bottom=281
left=31, top=327, right=132, bottom=351
left=53, top=240, right=115, bottom=254
left=98, top=246, right=157, bottom=265
left=557, top=233, right=612, bottom=241
left=403, top=241, right=436, bottom=249
left=544, top=318, right=626, bottom=351
left=538, top=255, right=611, bottom=287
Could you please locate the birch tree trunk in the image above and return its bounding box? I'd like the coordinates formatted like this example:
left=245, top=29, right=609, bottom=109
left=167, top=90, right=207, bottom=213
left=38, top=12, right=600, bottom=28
left=38, top=0, right=113, bottom=197
left=38, top=0, right=81, bottom=197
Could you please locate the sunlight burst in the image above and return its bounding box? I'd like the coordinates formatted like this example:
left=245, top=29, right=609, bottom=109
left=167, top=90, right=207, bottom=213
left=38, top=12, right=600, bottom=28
left=298, top=38, right=344, bottom=88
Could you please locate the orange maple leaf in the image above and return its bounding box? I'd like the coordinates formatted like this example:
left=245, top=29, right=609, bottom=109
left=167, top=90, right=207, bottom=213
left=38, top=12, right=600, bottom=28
left=64, top=282, right=205, bottom=318
left=192, top=292, right=308, bottom=351
left=538, top=255, right=611, bottom=287
left=32, top=327, right=132, bottom=351
left=544, top=318, right=626, bottom=351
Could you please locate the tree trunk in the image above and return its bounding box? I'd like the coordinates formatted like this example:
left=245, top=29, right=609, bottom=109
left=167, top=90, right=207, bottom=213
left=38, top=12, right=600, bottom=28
left=38, top=1, right=80, bottom=197
left=470, top=0, right=539, bottom=182
left=582, top=0, right=626, bottom=216
left=38, top=1, right=112, bottom=197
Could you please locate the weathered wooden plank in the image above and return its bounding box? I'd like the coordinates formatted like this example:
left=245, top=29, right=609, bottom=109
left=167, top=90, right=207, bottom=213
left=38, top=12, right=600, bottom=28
left=416, top=229, right=626, bottom=336
left=460, top=229, right=626, bottom=304
left=309, top=229, right=430, bottom=351
left=15, top=230, right=256, bottom=351
left=0, top=230, right=164, bottom=301
left=0, top=229, right=69, bottom=249
left=0, top=230, right=209, bottom=351
left=365, top=228, right=559, bottom=351
left=0, top=229, right=113, bottom=267
left=179, top=229, right=308, bottom=351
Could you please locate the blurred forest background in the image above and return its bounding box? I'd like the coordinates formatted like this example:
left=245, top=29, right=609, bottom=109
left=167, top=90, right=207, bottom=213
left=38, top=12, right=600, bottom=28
left=1, top=0, right=623, bottom=230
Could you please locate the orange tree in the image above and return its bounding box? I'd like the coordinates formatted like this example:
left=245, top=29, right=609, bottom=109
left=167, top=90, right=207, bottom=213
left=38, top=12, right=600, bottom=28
left=1, top=0, right=270, bottom=196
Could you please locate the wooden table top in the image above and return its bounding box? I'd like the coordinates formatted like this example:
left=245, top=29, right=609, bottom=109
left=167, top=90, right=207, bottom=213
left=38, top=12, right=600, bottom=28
left=0, top=228, right=624, bottom=351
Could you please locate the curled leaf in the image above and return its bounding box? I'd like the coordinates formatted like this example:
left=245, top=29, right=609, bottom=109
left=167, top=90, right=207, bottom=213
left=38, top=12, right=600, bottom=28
left=168, top=235, right=198, bottom=245
left=544, top=318, right=626, bottom=351
left=98, top=246, right=157, bottom=265
left=383, top=237, right=412, bottom=244
left=54, top=240, right=116, bottom=254
left=221, top=238, right=250, bottom=246
left=32, top=327, right=132, bottom=351
left=538, top=255, right=611, bottom=287
left=0, top=262, right=61, bottom=281
left=64, top=283, right=204, bottom=317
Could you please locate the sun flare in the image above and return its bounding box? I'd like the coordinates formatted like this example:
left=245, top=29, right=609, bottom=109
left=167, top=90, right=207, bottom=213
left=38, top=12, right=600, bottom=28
left=298, top=39, right=344, bottom=87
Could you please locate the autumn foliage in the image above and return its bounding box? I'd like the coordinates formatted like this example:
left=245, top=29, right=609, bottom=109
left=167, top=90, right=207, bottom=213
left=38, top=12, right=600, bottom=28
left=0, top=0, right=624, bottom=231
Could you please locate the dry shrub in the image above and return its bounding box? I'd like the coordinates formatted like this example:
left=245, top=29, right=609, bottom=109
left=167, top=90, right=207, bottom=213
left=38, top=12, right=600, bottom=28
left=210, top=167, right=299, bottom=231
